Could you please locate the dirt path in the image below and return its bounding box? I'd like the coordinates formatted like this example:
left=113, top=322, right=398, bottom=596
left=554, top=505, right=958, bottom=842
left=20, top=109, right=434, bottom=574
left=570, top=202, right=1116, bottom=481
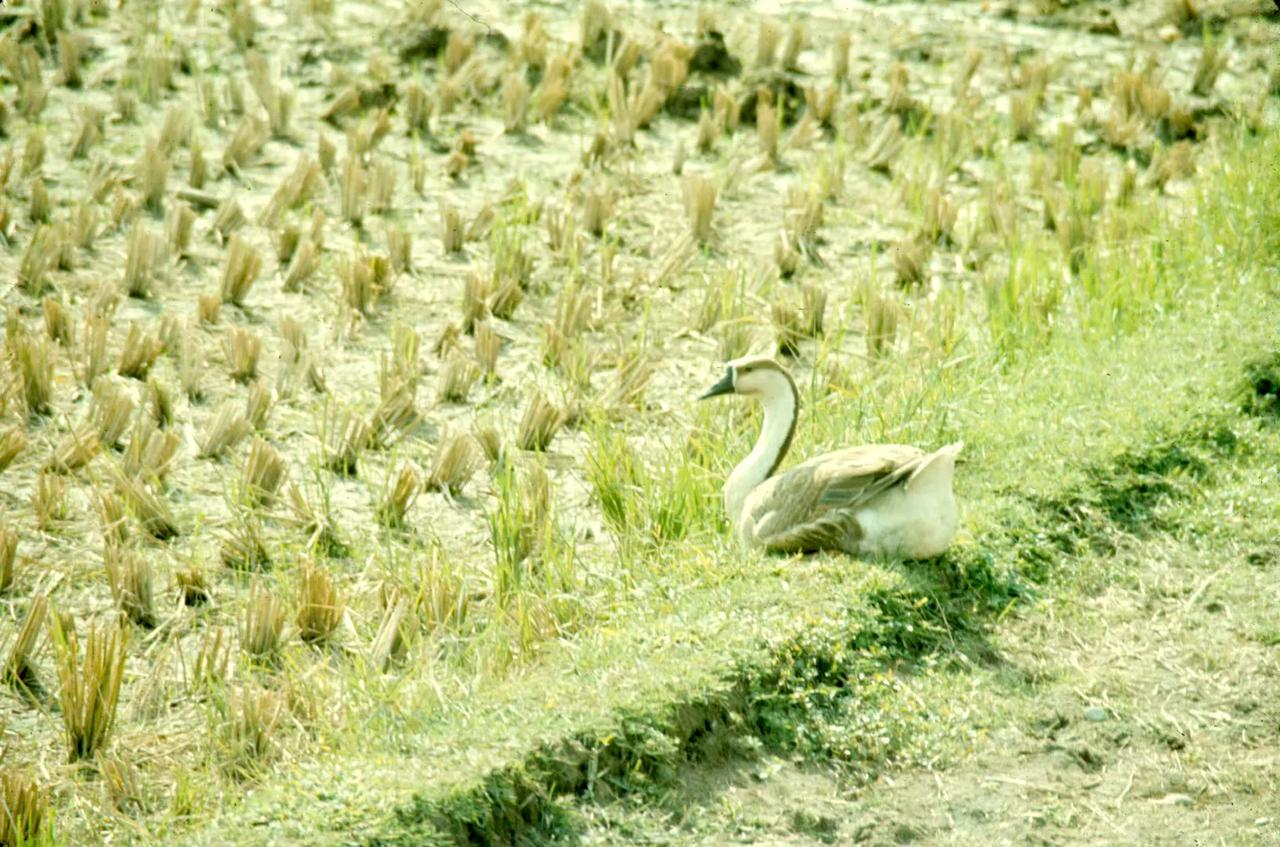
left=575, top=429, right=1280, bottom=846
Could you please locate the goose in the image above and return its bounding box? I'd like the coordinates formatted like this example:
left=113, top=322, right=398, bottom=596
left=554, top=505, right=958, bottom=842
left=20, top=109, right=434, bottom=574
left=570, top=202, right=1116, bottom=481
left=698, top=355, right=963, bottom=559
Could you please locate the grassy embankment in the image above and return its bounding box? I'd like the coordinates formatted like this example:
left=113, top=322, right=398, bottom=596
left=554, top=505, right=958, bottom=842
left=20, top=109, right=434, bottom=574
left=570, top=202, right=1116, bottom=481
left=175, top=122, right=1280, bottom=845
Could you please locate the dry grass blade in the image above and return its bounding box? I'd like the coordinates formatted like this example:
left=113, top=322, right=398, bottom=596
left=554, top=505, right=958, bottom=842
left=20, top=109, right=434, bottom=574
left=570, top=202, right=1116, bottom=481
left=245, top=381, right=273, bottom=431
left=3, top=594, right=47, bottom=694
left=683, top=174, right=718, bottom=242
left=287, top=482, right=346, bottom=557
left=340, top=155, right=365, bottom=225
left=95, top=491, right=129, bottom=550
left=97, top=751, right=145, bottom=815
left=16, top=226, right=55, bottom=296
left=136, top=142, right=170, bottom=214
left=488, top=275, right=524, bottom=322
left=260, top=156, right=321, bottom=226
left=118, top=322, right=165, bottom=380
left=42, top=297, right=73, bottom=347
left=199, top=401, right=251, bottom=460
left=221, top=513, right=271, bottom=572
left=801, top=283, right=828, bottom=337
left=439, top=201, right=465, bottom=254
left=51, top=616, right=129, bottom=761
left=13, top=329, right=55, bottom=418
left=1191, top=42, right=1228, bottom=97
left=220, top=233, right=264, bottom=306
left=376, top=462, right=421, bottom=528
left=502, top=71, right=531, bottom=133
left=862, top=116, right=904, bottom=172
left=437, top=351, right=480, bottom=403
left=223, top=327, right=262, bottom=384
left=212, top=198, right=247, bottom=241
left=283, top=239, right=320, bottom=292
left=0, top=427, right=27, bottom=474
left=176, top=563, right=211, bottom=607
left=275, top=224, right=301, bottom=265
left=32, top=472, right=68, bottom=533
left=387, top=224, right=413, bottom=275
left=426, top=432, right=482, bottom=495
left=370, top=594, right=409, bottom=672
left=123, top=222, right=164, bottom=298
left=367, top=383, right=419, bottom=450
left=0, top=522, right=16, bottom=596
left=169, top=203, right=197, bottom=257
left=892, top=236, right=933, bottom=287
left=581, top=182, right=613, bottom=238
left=772, top=301, right=805, bottom=358
left=178, top=333, right=207, bottom=400
left=115, top=472, right=181, bottom=541
left=220, top=685, right=282, bottom=779
left=517, top=391, right=567, bottom=452
left=756, top=97, right=779, bottom=160
left=223, top=117, right=268, bottom=171
left=473, top=321, right=501, bottom=376
left=461, top=270, right=492, bottom=331
left=1009, top=91, right=1040, bottom=141
left=319, top=408, right=368, bottom=476
left=241, top=582, right=285, bottom=661
left=46, top=423, right=101, bottom=474
left=297, top=564, right=343, bottom=645
left=190, top=627, right=231, bottom=691
left=241, top=438, right=287, bottom=505
left=861, top=279, right=902, bottom=358
left=104, top=547, right=157, bottom=629
left=79, top=314, right=110, bottom=388
left=0, top=769, right=48, bottom=845
left=607, top=352, right=654, bottom=413
left=340, top=250, right=385, bottom=316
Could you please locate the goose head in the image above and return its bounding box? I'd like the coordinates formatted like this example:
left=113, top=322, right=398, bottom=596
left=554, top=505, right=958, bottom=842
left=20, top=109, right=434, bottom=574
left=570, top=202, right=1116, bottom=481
left=697, top=355, right=795, bottom=402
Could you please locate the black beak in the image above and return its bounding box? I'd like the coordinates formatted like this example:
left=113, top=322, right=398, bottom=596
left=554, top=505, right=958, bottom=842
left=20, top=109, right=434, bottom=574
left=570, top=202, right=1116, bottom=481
left=697, top=369, right=735, bottom=400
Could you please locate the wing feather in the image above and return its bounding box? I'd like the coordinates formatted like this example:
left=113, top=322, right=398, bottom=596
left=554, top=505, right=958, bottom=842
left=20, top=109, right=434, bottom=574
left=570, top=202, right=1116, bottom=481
left=745, top=445, right=928, bottom=553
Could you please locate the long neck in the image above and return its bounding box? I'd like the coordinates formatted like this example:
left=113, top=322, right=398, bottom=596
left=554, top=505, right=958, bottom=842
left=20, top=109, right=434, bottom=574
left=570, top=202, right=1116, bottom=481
left=725, top=381, right=798, bottom=523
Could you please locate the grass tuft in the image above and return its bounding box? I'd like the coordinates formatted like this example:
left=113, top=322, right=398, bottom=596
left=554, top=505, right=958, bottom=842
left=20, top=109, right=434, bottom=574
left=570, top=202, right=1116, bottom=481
left=684, top=174, right=717, bottom=243
left=242, top=438, right=287, bottom=505
left=3, top=594, right=47, bottom=695
left=426, top=432, right=482, bottom=495
left=52, top=616, right=129, bottom=762
left=376, top=462, right=421, bottom=529
left=0, top=769, right=48, bottom=846
left=220, top=233, right=264, bottom=306
left=104, top=547, right=157, bottom=629
left=241, top=582, right=285, bottom=662
left=297, top=563, right=344, bottom=645
left=517, top=391, right=567, bottom=452
left=0, top=522, right=16, bottom=596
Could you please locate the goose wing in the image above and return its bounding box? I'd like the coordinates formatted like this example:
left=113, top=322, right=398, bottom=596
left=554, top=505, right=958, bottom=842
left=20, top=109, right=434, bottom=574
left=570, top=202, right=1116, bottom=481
left=745, top=445, right=927, bottom=552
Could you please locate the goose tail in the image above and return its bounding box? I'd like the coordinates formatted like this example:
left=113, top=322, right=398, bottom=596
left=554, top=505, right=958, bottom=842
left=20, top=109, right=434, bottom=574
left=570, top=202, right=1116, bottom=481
left=905, top=441, right=963, bottom=494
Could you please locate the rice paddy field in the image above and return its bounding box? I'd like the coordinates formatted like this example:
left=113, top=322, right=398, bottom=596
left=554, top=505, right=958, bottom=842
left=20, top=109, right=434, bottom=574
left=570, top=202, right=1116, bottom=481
left=1, top=0, right=1279, bottom=844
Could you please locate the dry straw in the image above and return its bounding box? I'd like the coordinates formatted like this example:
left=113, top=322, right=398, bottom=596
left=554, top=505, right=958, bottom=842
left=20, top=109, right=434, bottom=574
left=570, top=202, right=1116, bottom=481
left=297, top=564, right=343, bottom=645
left=517, top=391, right=566, bottom=452
left=52, top=616, right=129, bottom=761
left=3, top=594, right=47, bottom=694
left=0, top=769, right=47, bottom=845
left=377, top=463, right=421, bottom=529
left=241, top=581, right=285, bottom=661
left=220, top=233, right=263, bottom=306
left=426, top=432, right=482, bottom=495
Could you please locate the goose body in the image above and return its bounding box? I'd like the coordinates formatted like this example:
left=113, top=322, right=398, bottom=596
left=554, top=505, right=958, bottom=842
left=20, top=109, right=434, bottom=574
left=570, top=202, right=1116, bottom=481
left=699, top=356, right=962, bottom=559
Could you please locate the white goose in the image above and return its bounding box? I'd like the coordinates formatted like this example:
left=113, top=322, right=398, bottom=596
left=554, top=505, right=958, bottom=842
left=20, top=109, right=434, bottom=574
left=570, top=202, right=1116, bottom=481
left=698, top=355, right=963, bottom=559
